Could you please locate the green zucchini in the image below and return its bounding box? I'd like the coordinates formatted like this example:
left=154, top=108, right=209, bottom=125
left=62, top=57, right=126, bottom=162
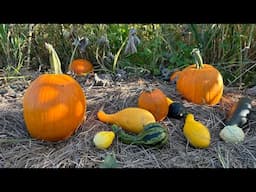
left=112, top=123, right=169, bottom=148
left=225, top=97, right=252, bottom=127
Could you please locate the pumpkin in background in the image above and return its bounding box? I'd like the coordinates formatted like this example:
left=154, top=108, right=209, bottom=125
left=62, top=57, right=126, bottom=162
left=170, top=70, right=181, bottom=82
left=176, top=48, right=223, bottom=105
left=69, top=59, right=93, bottom=75
left=23, top=43, right=86, bottom=141
left=138, top=87, right=169, bottom=121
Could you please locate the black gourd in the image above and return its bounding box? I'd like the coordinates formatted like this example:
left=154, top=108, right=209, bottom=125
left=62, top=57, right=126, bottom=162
left=167, top=102, right=187, bottom=119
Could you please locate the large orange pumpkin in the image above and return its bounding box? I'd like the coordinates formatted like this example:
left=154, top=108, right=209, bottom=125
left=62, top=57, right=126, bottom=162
left=23, top=43, right=86, bottom=141
left=69, top=59, right=93, bottom=75
left=138, top=87, right=168, bottom=121
left=176, top=48, right=223, bottom=106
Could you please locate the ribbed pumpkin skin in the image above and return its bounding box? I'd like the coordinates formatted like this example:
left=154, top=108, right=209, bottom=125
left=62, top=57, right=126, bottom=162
left=138, top=89, right=168, bottom=121
left=176, top=64, right=223, bottom=105
left=69, top=59, right=93, bottom=75
left=23, top=74, right=86, bottom=141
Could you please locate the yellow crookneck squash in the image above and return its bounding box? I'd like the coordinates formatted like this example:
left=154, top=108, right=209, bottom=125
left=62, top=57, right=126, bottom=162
left=183, top=113, right=211, bottom=148
left=97, top=107, right=156, bottom=134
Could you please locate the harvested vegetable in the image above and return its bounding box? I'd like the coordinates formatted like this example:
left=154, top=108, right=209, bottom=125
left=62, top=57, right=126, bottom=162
left=138, top=87, right=169, bottom=121
left=219, top=97, right=252, bottom=144
left=219, top=125, right=245, bottom=144
left=176, top=48, right=224, bottom=105
left=168, top=102, right=187, bottom=119
left=112, top=123, right=169, bottom=148
left=93, top=131, right=115, bottom=149
left=97, top=107, right=156, bottom=133
left=183, top=113, right=211, bottom=148
left=225, top=97, right=252, bottom=127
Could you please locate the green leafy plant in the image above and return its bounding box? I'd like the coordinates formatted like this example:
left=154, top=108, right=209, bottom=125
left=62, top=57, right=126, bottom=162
left=99, top=153, right=118, bottom=168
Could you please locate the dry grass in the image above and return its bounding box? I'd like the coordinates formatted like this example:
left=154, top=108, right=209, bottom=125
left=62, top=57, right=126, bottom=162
left=0, top=75, right=256, bottom=168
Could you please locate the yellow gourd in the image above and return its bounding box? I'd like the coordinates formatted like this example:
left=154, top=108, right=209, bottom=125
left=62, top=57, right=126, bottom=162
left=183, top=113, right=210, bottom=148
left=97, top=107, right=156, bottom=133
left=166, top=97, right=174, bottom=106
left=93, top=131, right=115, bottom=149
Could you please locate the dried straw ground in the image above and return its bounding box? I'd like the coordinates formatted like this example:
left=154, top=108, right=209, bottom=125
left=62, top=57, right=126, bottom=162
left=0, top=74, right=255, bottom=168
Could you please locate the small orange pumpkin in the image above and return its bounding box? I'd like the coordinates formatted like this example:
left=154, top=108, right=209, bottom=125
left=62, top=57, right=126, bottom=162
left=69, top=59, right=93, bottom=75
left=23, top=43, right=86, bottom=141
left=138, top=87, right=169, bottom=121
left=176, top=49, right=223, bottom=106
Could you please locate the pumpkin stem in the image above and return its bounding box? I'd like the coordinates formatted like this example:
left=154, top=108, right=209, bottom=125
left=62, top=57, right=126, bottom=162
left=191, top=48, right=204, bottom=69
left=45, top=42, right=63, bottom=74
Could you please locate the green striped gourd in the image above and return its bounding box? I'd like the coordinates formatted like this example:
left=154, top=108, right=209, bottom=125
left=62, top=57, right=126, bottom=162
left=112, top=123, right=169, bottom=148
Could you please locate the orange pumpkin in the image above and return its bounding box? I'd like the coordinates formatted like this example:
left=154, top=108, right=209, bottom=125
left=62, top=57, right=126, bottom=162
left=170, top=70, right=181, bottom=82
left=23, top=43, right=86, bottom=141
left=176, top=48, right=223, bottom=105
left=69, top=59, right=93, bottom=75
left=138, top=87, right=168, bottom=121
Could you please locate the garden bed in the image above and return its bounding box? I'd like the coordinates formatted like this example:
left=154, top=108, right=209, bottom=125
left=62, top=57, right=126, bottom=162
left=0, top=74, right=255, bottom=168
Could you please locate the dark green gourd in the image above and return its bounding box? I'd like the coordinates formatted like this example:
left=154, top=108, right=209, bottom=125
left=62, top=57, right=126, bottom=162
left=112, top=123, right=169, bottom=148
left=225, top=97, right=252, bottom=127
left=167, top=102, right=187, bottom=119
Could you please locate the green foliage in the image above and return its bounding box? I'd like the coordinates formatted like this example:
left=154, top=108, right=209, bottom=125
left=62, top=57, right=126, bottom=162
left=99, top=153, right=118, bottom=168
left=0, top=24, right=256, bottom=87
left=168, top=41, right=194, bottom=68
left=0, top=24, right=27, bottom=76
